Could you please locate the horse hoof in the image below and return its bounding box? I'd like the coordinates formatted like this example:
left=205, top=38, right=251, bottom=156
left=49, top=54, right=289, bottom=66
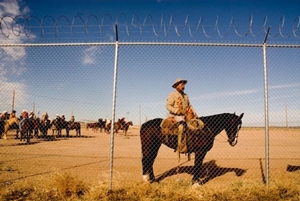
left=142, top=175, right=150, bottom=183
left=192, top=182, right=202, bottom=189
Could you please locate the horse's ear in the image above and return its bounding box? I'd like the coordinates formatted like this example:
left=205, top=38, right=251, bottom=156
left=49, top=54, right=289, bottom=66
left=239, top=113, right=244, bottom=119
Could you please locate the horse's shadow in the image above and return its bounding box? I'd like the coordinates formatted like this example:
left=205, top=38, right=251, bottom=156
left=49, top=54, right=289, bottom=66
left=156, top=160, right=246, bottom=184
left=287, top=164, right=300, bottom=172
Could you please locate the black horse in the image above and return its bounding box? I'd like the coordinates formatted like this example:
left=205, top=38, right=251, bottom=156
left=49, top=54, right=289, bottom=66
left=19, top=119, right=33, bottom=143
left=39, top=118, right=51, bottom=138
left=140, top=112, right=244, bottom=185
left=68, top=122, right=81, bottom=137
left=52, top=118, right=69, bottom=137
left=98, top=118, right=106, bottom=133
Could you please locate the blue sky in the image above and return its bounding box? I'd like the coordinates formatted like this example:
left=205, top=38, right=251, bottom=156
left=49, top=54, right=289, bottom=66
left=0, top=0, right=299, bottom=126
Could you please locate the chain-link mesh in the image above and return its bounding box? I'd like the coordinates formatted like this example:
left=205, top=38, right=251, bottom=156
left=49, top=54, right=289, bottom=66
left=0, top=15, right=299, bottom=188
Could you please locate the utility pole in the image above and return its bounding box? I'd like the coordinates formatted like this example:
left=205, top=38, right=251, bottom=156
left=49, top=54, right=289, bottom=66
left=11, top=90, right=15, bottom=111
left=285, top=104, right=288, bottom=128
left=33, top=102, right=35, bottom=113
left=139, top=105, right=141, bottom=126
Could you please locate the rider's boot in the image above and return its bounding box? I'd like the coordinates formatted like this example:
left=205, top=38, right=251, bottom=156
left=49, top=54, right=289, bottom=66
left=177, top=124, right=187, bottom=160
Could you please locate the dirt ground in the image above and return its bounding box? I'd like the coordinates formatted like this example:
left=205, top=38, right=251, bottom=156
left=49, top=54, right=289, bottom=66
left=0, top=126, right=300, bottom=187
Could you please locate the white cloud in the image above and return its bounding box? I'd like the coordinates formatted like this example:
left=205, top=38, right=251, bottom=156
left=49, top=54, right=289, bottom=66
left=191, top=82, right=300, bottom=101
left=192, top=88, right=260, bottom=101
left=0, top=0, right=30, bottom=112
left=82, top=46, right=98, bottom=65
left=0, top=81, right=28, bottom=111
left=0, top=0, right=30, bottom=16
left=269, top=82, right=300, bottom=90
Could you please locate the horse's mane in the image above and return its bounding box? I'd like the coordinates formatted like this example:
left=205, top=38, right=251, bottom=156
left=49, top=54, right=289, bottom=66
left=198, top=113, right=236, bottom=131
left=199, top=113, right=233, bottom=121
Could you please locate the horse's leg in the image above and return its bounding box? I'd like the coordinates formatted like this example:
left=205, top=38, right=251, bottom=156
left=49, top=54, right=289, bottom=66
left=192, top=151, right=207, bottom=184
left=141, top=133, right=161, bottom=182
left=2, top=123, right=10, bottom=140
left=34, top=129, right=36, bottom=138
left=20, top=130, right=24, bottom=141
left=26, top=130, right=31, bottom=143
left=42, top=125, right=45, bottom=138
left=77, top=128, right=80, bottom=137
left=66, top=127, right=70, bottom=137
left=148, top=141, right=161, bottom=182
left=77, top=125, right=81, bottom=136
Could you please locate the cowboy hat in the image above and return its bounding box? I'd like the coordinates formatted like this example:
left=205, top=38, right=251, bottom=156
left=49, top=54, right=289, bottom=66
left=172, top=78, right=187, bottom=88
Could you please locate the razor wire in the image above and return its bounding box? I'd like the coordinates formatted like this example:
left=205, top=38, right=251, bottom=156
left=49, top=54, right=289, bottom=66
left=0, top=14, right=300, bottom=39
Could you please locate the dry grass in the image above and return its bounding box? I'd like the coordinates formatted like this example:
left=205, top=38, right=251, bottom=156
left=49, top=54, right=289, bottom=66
left=0, top=173, right=299, bottom=201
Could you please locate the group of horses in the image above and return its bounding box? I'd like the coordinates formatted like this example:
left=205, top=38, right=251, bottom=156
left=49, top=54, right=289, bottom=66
left=1, top=110, right=245, bottom=186
left=106, top=119, right=133, bottom=135
left=86, top=118, right=107, bottom=133
left=0, top=114, right=81, bottom=143
left=86, top=118, right=133, bottom=135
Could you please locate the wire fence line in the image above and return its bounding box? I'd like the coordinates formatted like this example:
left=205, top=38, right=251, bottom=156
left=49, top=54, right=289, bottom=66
left=1, top=41, right=300, bottom=48
left=1, top=18, right=299, bottom=189
left=1, top=14, right=300, bottom=39
left=0, top=38, right=299, bottom=126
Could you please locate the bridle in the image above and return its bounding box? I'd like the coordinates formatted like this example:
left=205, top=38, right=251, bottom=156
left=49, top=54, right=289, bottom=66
left=227, top=115, right=242, bottom=147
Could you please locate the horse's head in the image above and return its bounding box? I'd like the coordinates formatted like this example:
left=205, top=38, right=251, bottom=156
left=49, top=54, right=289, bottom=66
left=225, top=113, right=244, bottom=147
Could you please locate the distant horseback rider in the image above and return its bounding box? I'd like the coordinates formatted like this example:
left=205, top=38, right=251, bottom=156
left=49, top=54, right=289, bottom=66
left=69, top=115, right=75, bottom=127
left=54, top=114, right=61, bottom=127
left=120, top=117, right=126, bottom=125
left=41, top=112, right=49, bottom=122
left=0, top=111, right=8, bottom=136
left=166, top=78, right=201, bottom=155
left=9, top=110, right=17, bottom=119
left=0, top=111, right=8, bottom=121
left=29, top=111, right=36, bottom=119
left=19, top=110, right=29, bottom=131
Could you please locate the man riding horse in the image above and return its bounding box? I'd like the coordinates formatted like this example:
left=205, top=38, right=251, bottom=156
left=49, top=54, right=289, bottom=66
left=19, top=110, right=29, bottom=132
left=39, top=112, right=51, bottom=137
left=0, top=110, right=19, bottom=140
left=164, top=78, right=204, bottom=156
left=69, top=115, right=75, bottom=127
left=0, top=111, right=8, bottom=137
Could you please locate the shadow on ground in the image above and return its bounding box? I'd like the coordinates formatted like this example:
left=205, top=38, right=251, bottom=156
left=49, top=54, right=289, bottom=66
left=287, top=164, right=300, bottom=172
left=156, top=160, right=246, bottom=184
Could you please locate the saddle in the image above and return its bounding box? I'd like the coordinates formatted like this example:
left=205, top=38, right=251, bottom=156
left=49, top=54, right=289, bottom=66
left=160, top=118, right=205, bottom=135
left=160, top=118, right=205, bottom=161
left=160, top=118, right=178, bottom=135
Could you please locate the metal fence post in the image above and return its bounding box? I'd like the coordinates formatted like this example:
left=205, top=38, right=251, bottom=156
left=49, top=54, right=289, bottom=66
left=109, top=24, right=119, bottom=192
left=262, top=27, right=270, bottom=186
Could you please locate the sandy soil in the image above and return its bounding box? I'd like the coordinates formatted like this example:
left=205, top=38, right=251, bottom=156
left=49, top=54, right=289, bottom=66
left=0, top=126, right=300, bottom=187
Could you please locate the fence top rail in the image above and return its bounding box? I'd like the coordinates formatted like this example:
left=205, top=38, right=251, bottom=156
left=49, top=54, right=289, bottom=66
left=0, top=41, right=299, bottom=48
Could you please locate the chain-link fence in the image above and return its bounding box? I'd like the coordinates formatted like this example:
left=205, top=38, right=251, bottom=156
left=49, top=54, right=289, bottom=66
left=0, top=15, right=299, bottom=188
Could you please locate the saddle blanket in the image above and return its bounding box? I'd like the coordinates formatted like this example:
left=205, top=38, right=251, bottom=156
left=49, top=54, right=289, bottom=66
left=160, top=118, right=205, bottom=135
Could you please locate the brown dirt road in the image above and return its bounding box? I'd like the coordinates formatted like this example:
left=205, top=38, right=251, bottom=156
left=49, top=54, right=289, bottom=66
left=1, top=127, right=300, bottom=187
